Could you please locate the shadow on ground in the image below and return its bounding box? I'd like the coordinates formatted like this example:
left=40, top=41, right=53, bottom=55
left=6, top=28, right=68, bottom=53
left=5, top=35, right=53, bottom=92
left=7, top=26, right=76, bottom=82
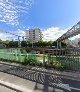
left=0, top=63, right=66, bottom=92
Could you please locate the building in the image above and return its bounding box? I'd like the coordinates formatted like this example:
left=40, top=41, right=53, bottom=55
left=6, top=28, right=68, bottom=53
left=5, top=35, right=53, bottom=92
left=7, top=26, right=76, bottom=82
left=26, top=28, right=43, bottom=43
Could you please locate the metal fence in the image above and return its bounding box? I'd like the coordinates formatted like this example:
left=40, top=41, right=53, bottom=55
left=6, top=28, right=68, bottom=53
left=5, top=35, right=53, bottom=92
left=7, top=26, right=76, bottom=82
left=45, top=48, right=80, bottom=71
left=0, top=48, right=37, bottom=62
left=0, top=48, right=80, bottom=71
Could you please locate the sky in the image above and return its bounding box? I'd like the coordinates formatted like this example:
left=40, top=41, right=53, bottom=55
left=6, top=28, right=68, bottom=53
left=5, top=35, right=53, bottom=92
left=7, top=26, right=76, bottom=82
left=0, top=0, right=80, bottom=41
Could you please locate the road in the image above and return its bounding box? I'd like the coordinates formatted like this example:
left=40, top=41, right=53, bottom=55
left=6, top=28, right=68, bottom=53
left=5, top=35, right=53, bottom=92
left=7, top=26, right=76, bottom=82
left=0, top=62, right=80, bottom=92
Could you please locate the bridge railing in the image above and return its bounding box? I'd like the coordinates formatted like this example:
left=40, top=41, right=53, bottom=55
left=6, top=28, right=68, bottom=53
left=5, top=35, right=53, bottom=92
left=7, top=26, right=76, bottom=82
left=0, top=48, right=80, bottom=71
left=57, top=21, right=80, bottom=41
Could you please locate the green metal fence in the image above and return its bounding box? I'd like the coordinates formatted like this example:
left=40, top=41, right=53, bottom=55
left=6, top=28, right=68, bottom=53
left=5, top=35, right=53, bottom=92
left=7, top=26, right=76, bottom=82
left=0, top=48, right=38, bottom=63
left=44, top=48, right=80, bottom=71
left=0, top=48, right=80, bottom=71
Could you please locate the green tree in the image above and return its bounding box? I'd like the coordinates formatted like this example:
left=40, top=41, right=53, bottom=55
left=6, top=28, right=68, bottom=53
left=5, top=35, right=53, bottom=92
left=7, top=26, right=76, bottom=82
left=47, top=41, right=53, bottom=47
left=27, top=41, right=32, bottom=47
left=21, top=41, right=27, bottom=47
left=9, top=41, right=18, bottom=47
left=52, top=41, right=57, bottom=47
left=2, top=40, right=10, bottom=47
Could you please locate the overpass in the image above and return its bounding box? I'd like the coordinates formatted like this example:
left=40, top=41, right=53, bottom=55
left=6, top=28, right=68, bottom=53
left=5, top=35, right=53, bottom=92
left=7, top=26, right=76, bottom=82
left=57, top=21, right=80, bottom=48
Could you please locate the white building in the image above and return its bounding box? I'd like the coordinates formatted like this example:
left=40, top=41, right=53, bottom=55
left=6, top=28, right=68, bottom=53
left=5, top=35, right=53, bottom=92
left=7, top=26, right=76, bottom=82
left=26, top=28, right=43, bottom=43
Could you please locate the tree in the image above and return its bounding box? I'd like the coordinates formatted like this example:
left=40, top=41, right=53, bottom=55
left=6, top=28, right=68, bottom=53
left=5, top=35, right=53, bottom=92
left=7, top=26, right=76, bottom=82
left=26, top=41, right=32, bottom=47
left=47, top=41, right=53, bottom=47
left=38, top=40, right=44, bottom=47
left=21, top=41, right=27, bottom=47
left=2, top=40, right=10, bottom=47
left=52, top=41, right=57, bottom=47
left=9, top=41, right=18, bottom=47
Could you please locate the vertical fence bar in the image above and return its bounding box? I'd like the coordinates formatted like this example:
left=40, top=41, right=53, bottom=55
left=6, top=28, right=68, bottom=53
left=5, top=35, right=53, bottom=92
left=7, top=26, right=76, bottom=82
left=15, top=49, right=18, bottom=62
left=43, top=49, right=45, bottom=65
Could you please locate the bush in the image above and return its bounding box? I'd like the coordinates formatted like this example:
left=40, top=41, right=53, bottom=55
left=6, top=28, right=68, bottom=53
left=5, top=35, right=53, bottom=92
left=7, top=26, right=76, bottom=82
left=43, top=60, right=64, bottom=70
left=22, top=55, right=38, bottom=66
left=0, top=56, right=69, bottom=71
left=37, top=62, right=43, bottom=67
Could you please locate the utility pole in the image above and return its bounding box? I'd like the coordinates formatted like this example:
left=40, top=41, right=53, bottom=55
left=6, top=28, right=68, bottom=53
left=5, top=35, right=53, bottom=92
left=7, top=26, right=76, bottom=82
left=22, top=36, right=25, bottom=41
left=18, top=36, right=21, bottom=48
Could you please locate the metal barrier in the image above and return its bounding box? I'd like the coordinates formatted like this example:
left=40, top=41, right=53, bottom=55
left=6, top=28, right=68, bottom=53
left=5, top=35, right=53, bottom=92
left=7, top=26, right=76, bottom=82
left=0, top=48, right=38, bottom=63
left=0, top=48, right=80, bottom=71
left=45, top=48, right=80, bottom=71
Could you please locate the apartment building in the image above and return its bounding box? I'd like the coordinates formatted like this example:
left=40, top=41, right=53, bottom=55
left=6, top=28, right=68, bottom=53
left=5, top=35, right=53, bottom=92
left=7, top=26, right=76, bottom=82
left=26, top=28, right=43, bottom=43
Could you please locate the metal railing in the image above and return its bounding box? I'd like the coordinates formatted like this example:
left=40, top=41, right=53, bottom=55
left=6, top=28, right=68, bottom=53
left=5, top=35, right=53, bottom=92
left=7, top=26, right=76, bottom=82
left=0, top=48, right=80, bottom=71
left=57, top=21, right=80, bottom=41
left=45, top=48, right=80, bottom=71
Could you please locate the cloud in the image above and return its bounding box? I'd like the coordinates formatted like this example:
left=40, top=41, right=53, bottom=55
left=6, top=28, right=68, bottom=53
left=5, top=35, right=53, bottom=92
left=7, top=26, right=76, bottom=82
left=0, top=33, right=7, bottom=41
left=42, top=27, right=80, bottom=42
left=0, top=29, right=26, bottom=41
left=69, top=34, right=80, bottom=41
left=0, top=27, right=68, bottom=41
left=0, top=0, right=34, bottom=27
left=42, top=27, right=67, bottom=41
left=16, top=29, right=26, bottom=36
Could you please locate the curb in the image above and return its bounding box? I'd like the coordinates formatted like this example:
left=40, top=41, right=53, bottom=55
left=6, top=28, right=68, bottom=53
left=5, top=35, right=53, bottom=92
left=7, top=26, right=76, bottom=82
left=0, top=80, right=32, bottom=92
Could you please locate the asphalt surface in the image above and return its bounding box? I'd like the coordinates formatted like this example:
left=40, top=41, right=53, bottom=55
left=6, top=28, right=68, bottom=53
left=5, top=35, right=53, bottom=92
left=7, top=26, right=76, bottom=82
left=0, top=62, right=80, bottom=92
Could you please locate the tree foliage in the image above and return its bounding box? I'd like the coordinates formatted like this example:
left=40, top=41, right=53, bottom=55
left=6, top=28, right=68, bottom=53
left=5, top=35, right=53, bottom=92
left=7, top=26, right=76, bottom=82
left=2, top=40, right=67, bottom=48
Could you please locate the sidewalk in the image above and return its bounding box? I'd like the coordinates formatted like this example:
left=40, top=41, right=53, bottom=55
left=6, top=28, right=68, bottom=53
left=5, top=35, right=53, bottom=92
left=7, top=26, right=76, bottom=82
left=0, top=72, right=63, bottom=92
left=0, top=61, right=80, bottom=92
left=0, top=84, right=16, bottom=92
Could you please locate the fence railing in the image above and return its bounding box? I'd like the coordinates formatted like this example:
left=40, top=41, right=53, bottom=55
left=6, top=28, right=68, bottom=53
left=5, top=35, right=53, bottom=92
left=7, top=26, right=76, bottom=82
left=0, top=48, right=80, bottom=71
left=45, top=48, right=80, bottom=71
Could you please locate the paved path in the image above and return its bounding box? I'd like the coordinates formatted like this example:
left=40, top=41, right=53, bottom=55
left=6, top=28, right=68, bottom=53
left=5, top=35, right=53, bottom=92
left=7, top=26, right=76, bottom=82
left=0, top=72, right=63, bottom=92
left=0, top=84, right=16, bottom=92
left=0, top=62, right=80, bottom=92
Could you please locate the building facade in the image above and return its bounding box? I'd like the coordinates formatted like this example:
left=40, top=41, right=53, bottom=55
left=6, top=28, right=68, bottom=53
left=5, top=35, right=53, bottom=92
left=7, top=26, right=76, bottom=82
left=26, top=28, right=43, bottom=43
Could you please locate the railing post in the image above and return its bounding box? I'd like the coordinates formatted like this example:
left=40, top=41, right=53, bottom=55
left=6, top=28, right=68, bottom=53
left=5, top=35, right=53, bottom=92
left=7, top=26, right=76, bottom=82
left=15, top=49, right=18, bottom=61
left=57, top=41, right=59, bottom=49
left=57, top=41, right=62, bottom=49
left=18, top=48, right=22, bottom=62
left=43, top=49, right=45, bottom=65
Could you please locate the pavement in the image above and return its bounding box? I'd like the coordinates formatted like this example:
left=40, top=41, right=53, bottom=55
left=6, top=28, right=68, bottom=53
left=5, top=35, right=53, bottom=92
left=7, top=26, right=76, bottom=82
left=0, top=84, right=16, bottom=92
left=0, top=62, right=80, bottom=92
left=0, top=72, right=63, bottom=92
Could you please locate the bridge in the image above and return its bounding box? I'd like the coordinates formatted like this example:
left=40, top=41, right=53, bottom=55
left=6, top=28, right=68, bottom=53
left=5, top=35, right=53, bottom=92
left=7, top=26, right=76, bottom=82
left=57, top=21, right=80, bottom=48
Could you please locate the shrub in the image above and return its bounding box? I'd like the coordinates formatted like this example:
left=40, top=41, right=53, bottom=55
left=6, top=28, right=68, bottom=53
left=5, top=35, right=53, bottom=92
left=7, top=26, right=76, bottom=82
left=37, top=62, right=43, bottom=67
